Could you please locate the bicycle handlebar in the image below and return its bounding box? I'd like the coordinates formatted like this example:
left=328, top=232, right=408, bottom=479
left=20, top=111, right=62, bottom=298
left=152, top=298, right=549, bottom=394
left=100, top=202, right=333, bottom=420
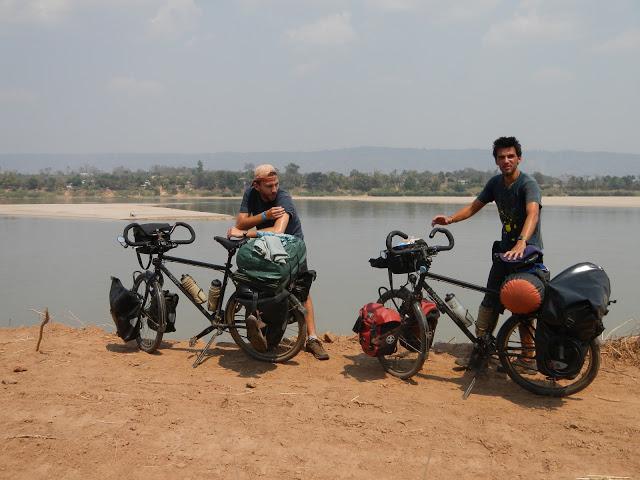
left=428, top=227, right=454, bottom=251
left=123, top=223, right=144, bottom=247
left=122, top=222, right=196, bottom=247
left=386, top=230, right=409, bottom=251
left=171, top=222, right=196, bottom=244
left=385, top=228, right=454, bottom=253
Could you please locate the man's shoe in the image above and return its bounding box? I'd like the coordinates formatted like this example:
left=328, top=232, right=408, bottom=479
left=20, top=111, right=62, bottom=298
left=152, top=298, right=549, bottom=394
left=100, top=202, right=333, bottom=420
left=454, top=356, right=471, bottom=367
left=305, top=338, right=329, bottom=360
left=245, top=314, right=268, bottom=353
left=454, top=345, right=481, bottom=369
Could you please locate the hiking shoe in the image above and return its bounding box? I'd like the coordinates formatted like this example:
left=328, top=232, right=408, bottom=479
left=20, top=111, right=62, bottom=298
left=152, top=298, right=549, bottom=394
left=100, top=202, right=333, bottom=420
left=454, top=356, right=471, bottom=367
left=454, top=345, right=481, bottom=369
left=245, top=315, right=267, bottom=353
left=305, top=338, right=329, bottom=360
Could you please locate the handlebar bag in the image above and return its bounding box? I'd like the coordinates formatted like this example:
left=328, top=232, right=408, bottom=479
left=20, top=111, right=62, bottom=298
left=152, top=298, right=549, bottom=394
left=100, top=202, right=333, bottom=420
left=109, top=277, right=141, bottom=341
left=353, top=303, right=401, bottom=357
left=369, top=240, right=429, bottom=274
left=236, top=235, right=307, bottom=290
left=133, top=223, right=172, bottom=253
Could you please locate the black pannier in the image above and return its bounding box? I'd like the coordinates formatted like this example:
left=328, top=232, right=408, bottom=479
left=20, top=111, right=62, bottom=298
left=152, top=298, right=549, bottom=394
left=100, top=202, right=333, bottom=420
left=540, top=262, right=610, bottom=340
left=164, top=291, right=179, bottom=333
left=235, top=284, right=290, bottom=350
left=148, top=290, right=179, bottom=333
left=535, top=320, right=590, bottom=379
left=109, top=277, right=141, bottom=341
left=259, top=297, right=290, bottom=350
left=292, top=270, right=316, bottom=303
left=369, top=240, right=430, bottom=274
left=534, top=262, right=610, bottom=378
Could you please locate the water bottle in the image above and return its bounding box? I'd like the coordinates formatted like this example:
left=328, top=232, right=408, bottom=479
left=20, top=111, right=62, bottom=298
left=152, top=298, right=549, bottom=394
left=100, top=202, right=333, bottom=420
left=444, top=293, right=474, bottom=327
left=207, top=279, right=222, bottom=312
left=181, top=274, right=207, bottom=304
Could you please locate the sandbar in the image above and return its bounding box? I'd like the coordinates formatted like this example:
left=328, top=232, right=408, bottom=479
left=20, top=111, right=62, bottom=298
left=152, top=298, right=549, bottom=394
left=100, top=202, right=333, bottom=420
left=0, top=203, right=232, bottom=221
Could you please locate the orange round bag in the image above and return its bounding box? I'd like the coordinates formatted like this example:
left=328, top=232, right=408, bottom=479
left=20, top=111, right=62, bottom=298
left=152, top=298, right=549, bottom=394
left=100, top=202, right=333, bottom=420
left=500, top=272, right=546, bottom=314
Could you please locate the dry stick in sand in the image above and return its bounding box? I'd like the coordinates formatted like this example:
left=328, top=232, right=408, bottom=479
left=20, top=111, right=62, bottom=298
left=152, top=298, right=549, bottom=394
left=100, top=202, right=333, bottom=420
left=35, top=308, right=50, bottom=352
left=6, top=434, right=57, bottom=440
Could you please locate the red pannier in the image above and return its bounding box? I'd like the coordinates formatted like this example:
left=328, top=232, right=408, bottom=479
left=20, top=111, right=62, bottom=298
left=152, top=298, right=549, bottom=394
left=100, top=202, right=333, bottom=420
left=353, top=303, right=402, bottom=357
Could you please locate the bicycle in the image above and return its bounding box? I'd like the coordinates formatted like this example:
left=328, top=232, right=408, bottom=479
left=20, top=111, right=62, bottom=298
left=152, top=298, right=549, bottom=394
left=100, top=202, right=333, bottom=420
left=116, top=221, right=308, bottom=367
left=369, top=227, right=603, bottom=398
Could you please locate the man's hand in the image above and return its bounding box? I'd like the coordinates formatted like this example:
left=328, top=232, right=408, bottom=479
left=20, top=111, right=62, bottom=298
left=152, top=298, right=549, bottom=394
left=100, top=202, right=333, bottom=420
left=431, top=215, right=452, bottom=227
left=227, top=226, right=246, bottom=239
left=265, top=206, right=285, bottom=220
left=503, top=240, right=527, bottom=260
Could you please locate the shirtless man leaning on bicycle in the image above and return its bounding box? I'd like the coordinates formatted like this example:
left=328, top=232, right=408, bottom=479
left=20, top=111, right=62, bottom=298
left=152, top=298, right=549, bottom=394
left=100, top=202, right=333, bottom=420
left=226, top=164, right=329, bottom=361
left=431, top=136, right=543, bottom=369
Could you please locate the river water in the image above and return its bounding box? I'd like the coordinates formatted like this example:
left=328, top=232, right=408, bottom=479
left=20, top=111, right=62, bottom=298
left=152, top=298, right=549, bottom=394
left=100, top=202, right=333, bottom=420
left=0, top=199, right=636, bottom=342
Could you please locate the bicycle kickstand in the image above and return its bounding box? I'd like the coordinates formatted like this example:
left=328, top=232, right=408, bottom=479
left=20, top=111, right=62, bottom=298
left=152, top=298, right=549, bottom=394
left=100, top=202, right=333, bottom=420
left=462, top=355, right=489, bottom=400
left=192, top=327, right=224, bottom=368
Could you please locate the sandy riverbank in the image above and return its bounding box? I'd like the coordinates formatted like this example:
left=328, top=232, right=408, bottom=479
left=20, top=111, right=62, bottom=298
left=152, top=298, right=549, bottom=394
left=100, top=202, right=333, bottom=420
left=0, top=203, right=232, bottom=221
left=1, top=323, right=638, bottom=479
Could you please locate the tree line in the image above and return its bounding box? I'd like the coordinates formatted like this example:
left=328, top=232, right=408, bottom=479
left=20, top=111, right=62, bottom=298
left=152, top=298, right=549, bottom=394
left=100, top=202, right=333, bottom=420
left=1, top=162, right=639, bottom=197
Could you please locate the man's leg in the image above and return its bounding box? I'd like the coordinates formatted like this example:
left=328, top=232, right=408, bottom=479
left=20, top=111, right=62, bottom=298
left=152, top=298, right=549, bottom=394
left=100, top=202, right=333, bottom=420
left=475, top=304, right=500, bottom=338
left=304, top=295, right=329, bottom=360
left=455, top=259, right=503, bottom=367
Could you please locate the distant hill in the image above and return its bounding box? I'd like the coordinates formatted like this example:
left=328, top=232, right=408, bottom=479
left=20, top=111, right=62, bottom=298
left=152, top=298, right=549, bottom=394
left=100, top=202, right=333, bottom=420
left=2, top=147, right=640, bottom=176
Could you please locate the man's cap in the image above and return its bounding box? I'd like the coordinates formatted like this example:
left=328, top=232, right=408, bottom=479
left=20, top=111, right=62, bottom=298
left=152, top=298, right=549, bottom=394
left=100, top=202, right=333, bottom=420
left=253, top=164, right=278, bottom=183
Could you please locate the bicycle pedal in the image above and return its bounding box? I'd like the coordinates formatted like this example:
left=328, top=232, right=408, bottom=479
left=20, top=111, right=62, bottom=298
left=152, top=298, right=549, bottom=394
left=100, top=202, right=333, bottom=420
left=188, top=336, right=198, bottom=347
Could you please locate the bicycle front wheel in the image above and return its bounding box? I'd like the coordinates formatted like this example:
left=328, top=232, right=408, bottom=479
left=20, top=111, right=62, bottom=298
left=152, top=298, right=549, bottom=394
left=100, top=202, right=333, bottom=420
left=496, top=315, right=600, bottom=397
left=132, top=273, right=165, bottom=353
left=226, top=293, right=306, bottom=363
left=376, top=289, right=430, bottom=380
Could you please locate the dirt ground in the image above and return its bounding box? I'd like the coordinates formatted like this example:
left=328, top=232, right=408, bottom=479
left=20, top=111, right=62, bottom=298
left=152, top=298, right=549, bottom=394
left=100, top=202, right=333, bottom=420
left=1, top=323, right=638, bottom=480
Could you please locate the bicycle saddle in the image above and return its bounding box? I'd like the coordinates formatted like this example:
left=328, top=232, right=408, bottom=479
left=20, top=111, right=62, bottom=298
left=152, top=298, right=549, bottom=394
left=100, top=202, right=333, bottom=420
left=214, top=236, right=246, bottom=251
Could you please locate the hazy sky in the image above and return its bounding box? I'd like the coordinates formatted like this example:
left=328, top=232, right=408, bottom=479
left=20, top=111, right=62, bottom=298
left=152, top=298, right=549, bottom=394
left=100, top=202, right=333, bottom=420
left=1, top=0, right=639, bottom=154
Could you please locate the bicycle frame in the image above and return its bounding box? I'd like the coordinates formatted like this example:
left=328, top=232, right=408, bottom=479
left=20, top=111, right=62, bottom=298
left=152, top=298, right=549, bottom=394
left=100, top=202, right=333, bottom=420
left=401, top=269, right=498, bottom=344
left=146, top=246, right=235, bottom=344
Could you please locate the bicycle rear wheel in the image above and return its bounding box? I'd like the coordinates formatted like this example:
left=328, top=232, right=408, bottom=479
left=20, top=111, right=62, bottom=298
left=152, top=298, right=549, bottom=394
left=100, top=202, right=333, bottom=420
left=132, top=273, right=165, bottom=353
left=376, top=289, right=430, bottom=380
left=226, top=293, right=306, bottom=363
left=496, top=315, right=600, bottom=397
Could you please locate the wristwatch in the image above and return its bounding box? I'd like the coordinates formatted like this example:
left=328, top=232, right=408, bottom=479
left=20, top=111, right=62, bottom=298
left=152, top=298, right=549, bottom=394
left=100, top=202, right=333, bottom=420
left=517, top=235, right=526, bottom=242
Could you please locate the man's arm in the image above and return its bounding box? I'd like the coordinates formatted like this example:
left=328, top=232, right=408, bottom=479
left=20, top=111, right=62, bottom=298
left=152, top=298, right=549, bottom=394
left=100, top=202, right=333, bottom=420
left=431, top=199, right=485, bottom=226
left=503, top=202, right=539, bottom=259
left=235, top=207, right=285, bottom=230
left=228, top=213, right=290, bottom=238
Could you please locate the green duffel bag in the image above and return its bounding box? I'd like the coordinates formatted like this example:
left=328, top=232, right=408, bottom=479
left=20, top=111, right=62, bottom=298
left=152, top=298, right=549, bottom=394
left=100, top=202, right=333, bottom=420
left=236, top=235, right=307, bottom=290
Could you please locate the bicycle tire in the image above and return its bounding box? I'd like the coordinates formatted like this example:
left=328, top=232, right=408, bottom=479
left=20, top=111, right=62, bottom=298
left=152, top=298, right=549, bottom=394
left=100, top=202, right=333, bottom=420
left=226, top=292, right=306, bottom=363
left=496, top=315, right=600, bottom=397
left=132, top=273, right=165, bottom=354
left=376, top=289, right=430, bottom=380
